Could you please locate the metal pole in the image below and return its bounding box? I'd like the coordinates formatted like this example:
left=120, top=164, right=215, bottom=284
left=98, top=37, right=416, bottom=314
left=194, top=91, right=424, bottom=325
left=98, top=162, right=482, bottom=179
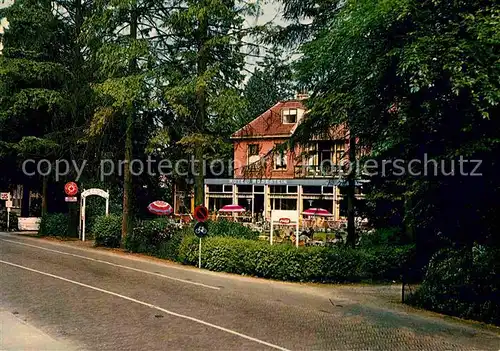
left=82, top=197, right=86, bottom=241
left=198, top=237, right=202, bottom=268
left=270, top=220, right=273, bottom=245
left=296, top=221, right=299, bottom=248
left=6, top=208, right=10, bottom=232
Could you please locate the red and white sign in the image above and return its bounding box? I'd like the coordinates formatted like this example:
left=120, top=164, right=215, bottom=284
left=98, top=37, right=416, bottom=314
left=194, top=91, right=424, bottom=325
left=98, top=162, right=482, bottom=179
left=279, top=218, right=291, bottom=224
left=0, top=192, right=10, bottom=200
left=64, top=182, right=78, bottom=196
left=65, top=197, right=78, bottom=202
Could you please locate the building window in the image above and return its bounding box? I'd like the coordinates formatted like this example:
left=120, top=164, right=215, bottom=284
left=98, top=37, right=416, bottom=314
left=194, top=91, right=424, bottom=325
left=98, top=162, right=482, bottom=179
left=238, top=185, right=252, bottom=193
left=274, top=144, right=287, bottom=170
left=287, top=185, right=298, bottom=193
left=270, top=185, right=286, bottom=194
left=208, top=185, right=223, bottom=193
left=223, top=184, right=233, bottom=193
left=248, top=144, right=259, bottom=157
left=334, top=142, right=346, bottom=165
left=322, top=186, right=334, bottom=194
left=254, top=185, right=265, bottom=193
left=282, top=108, right=297, bottom=124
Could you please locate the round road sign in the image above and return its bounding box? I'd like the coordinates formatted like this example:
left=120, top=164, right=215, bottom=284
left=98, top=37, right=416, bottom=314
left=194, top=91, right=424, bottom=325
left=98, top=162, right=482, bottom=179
left=194, top=221, right=208, bottom=238
left=194, top=205, right=209, bottom=222
left=64, top=182, right=78, bottom=196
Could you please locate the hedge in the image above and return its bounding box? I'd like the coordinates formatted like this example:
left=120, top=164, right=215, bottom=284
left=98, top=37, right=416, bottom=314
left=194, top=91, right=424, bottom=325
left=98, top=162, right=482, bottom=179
left=206, top=220, right=259, bottom=240
left=0, top=211, right=18, bottom=231
left=93, top=214, right=122, bottom=248
left=176, top=235, right=415, bottom=283
left=407, top=245, right=500, bottom=325
left=124, top=218, right=179, bottom=254
left=39, top=213, right=68, bottom=237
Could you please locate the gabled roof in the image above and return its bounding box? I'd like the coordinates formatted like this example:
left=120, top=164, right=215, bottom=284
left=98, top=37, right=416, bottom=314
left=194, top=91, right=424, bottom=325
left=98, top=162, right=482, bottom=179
left=231, top=100, right=306, bottom=139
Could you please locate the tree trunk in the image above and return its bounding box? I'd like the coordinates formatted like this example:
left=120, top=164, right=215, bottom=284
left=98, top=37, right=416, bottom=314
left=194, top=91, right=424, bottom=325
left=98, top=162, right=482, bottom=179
left=121, top=7, right=138, bottom=242
left=21, top=184, right=30, bottom=217
left=403, top=193, right=415, bottom=242
left=194, top=9, right=208, bottom=207
left=346, top=135, right=357, bottom=248
left=41, top=176, right=48, bottom=217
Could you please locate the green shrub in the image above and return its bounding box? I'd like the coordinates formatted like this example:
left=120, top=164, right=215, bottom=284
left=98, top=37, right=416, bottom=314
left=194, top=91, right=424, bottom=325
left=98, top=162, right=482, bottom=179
left=93, top=214, right=122, bottom=248
left=39, top=213, right=68, bottom=237
left=125, top=218, right=178, bottom=254
left=407, top=245, right=500, bottom=325
left=0, top=211, right=18, bottom=231
left=177, top=235, right=415, bottom=283
left=206, top=220, right=259, bottom=240
left=358, top=227, right=406, bottom=247
left=156, top=226, right=192, bottom=261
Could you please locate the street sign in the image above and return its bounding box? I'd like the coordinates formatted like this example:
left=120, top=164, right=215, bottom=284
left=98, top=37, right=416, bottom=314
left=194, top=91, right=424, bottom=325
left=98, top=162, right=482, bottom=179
left=64, top=182, right=78, bottom=196
left=65, top=197, right=78, bottom=202
left=194, top=221, right=209, bottom=269
left=0, top=192, right=9, bottom=200
left=194, top=205, right=209, bottom=222
left=5, top=200, right=12, bottom=208
left=194, top=221, right=208, bottom=238
left=279, top=218, right=291, bottom=224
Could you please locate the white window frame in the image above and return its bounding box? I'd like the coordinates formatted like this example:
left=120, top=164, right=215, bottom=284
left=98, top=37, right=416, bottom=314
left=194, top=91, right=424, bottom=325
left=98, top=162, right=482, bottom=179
left=282, top=108, right=298, bottom=124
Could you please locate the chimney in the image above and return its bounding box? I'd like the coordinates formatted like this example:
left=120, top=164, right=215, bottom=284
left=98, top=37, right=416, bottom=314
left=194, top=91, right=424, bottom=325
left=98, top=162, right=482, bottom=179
left=295, top=92, right=309, bottom=100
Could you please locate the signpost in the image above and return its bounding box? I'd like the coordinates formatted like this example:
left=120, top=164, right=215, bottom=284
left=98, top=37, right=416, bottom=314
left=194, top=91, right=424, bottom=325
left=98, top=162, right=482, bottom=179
left=193, top=205, right=209, bottom=268
left=64, top=182, right=79, bottom=238
left=5, top=197, right=12, bottom=232
left=1, top=193, right=11, bottom=231
left=64, top=182, right=78, bottom=197
left=270, top=210, right=300, bottom=248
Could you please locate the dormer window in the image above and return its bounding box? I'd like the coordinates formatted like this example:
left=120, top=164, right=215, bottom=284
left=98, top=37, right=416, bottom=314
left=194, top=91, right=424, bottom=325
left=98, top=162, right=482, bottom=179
left=282, top=108, right=297, bottom=124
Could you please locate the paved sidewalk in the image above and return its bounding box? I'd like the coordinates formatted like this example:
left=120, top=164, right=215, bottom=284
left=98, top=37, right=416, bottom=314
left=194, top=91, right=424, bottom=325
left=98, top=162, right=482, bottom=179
left=0, top=310, right=76, bottom=351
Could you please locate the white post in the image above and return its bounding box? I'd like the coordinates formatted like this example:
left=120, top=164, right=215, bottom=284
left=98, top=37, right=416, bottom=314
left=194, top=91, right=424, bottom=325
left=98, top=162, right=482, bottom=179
left=6, top=207, right=10, bottom=232
left=198, top=237, right=202, bottom=268
left=82, top=196, right=86, bottom=241
left=78, top=196, right=82, bottom=239
left=296, top=221, right=299, bottom=248
left=251, top=196, right=254, bottom=223
left=270, top=220, right=273, bottom=245
left=105, top=190, right=109, bottom=216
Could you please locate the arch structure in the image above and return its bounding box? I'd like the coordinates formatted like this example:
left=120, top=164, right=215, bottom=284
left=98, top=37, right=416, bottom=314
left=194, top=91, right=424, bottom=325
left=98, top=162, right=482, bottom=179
left=79, top=188, right=109, bottom=241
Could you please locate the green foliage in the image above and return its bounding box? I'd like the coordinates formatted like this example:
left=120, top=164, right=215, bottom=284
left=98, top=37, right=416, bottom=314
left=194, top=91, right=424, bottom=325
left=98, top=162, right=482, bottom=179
left=93, top=214, right=122, bottom=248
left=39, top=213, right=68, bottom=237
left=408, top=246, right=500, bottom=326
left=243, top=49, right=295, bottom=120
left=0, top=210, right=18, bottom=231
left=156, top=226, right=193, bottom=261
left=125, top=218, right=179, bottom=254
left=358, top=227, right=406, bottom=247
left=206, top=220, right=259, bottom=240
left=177, top=236, right=415, bottom=283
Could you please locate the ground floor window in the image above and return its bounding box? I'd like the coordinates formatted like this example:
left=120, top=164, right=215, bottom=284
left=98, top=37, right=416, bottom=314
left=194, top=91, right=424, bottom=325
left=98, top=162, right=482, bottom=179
left=208, top=197, right=232, bottom=211
left=271, top=198, right=297, bottom=210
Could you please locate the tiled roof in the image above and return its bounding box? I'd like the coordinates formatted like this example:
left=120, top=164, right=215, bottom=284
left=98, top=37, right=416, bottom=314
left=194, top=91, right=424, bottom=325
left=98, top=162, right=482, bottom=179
left=231, top=101, right=306, bottom=139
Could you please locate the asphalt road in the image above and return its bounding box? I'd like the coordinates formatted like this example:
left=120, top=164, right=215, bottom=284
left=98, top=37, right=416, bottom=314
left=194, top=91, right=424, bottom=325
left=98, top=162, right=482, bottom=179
left=1, top=232, right=499, bottom=351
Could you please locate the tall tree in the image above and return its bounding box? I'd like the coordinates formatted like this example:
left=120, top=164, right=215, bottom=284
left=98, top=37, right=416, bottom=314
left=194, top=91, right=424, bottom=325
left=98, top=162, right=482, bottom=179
left=0, top=0, right=74, bottom=215
left=160, top=0, right=258, bottom=206
left=244, top=48, right=295, bottom=121
left=278, top=0, right=500, bottom=253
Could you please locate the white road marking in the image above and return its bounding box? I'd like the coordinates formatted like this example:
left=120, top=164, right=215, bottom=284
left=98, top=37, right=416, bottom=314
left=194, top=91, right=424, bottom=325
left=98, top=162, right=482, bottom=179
left=0, top=238, right=220, bottom=290
left=0, top=259, right=290, bottom=351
